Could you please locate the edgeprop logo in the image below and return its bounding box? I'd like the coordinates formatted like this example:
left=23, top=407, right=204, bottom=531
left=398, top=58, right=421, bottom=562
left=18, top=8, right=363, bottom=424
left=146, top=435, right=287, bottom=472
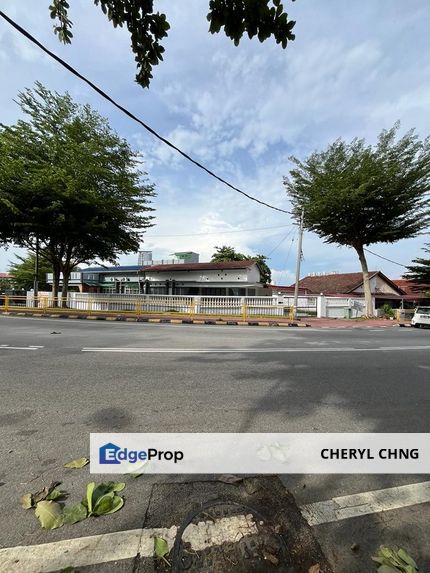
left=99, top=442, right=184, bottom=465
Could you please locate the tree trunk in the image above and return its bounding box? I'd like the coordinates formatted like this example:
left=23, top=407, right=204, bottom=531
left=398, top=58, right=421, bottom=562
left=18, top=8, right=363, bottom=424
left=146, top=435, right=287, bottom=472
left=61, top=271, right=70, bottom=308
left=355, top=244, right=374, bottom=317
left=51, top=267, right=60, bottom=308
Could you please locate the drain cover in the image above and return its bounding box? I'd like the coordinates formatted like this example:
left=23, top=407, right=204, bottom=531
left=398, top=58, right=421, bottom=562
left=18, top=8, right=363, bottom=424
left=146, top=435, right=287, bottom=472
left=172, top=500, right=288, bottom=572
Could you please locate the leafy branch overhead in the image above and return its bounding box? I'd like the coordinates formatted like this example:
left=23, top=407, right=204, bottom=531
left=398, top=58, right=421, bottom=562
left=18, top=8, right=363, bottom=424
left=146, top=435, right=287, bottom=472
left=48, top=0, right=296, bottom=88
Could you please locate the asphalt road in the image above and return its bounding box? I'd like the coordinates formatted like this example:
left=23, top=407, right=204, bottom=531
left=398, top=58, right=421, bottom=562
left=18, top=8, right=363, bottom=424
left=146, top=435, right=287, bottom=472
left=1, top=315, right=429, bottom=571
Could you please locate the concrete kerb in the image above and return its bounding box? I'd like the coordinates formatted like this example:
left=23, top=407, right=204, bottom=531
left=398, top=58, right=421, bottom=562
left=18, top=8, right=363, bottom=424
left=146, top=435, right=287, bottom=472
left=0, top=310, right=413, bottom=328
left=0, top=310, right=310, bottom=328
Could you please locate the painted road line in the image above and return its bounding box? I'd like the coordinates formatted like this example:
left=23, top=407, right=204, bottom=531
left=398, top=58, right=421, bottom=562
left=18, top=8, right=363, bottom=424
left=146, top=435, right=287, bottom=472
left=0, top=345, right=42, bottom=351
left=81, top=345, right=430, bottom=353
left=0, top=515, right=257, bottom=573
left=301, top=480, right=430, bottom=526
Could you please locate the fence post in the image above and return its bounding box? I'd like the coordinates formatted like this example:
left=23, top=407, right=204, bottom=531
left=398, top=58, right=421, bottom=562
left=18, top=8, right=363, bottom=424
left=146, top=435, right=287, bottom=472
left=242, top=302, right=248, bottom=320
left=135, top=300, right=142, bottom=316
left=4, top=295, right=9, bottom=311
left=88, top=298, right=93, bottom=315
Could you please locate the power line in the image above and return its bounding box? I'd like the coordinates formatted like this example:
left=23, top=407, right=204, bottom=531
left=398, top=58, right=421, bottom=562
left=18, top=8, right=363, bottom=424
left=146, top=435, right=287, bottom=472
left=0, top=11, right=291, bottom=216
left=144, top=223, right=293, bottom=239
left=267, top=229, right=295, bottom=257
left=364, top=247, right=407, bottom=268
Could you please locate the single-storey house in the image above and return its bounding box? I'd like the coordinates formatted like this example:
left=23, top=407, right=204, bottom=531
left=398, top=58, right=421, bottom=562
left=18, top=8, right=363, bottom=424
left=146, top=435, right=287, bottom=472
left=291, top=271, right=428, bottom=308
left=47, top=255, right=271, bottom=297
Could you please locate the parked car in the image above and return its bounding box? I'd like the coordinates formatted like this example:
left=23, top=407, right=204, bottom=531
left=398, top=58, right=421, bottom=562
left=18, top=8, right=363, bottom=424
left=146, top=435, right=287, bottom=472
left=411, top=306, right=430, bottom=328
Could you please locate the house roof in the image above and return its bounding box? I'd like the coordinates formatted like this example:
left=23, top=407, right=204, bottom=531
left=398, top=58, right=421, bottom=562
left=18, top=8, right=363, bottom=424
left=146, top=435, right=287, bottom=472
left=141, top=261, right=257, bottom=272
left=268, top=284, right=309, bottom=294
left=0, top=272, right=12, bottom=279
left=392, top=279, right=430, bottom=295
left=82, top=265, right=141, bottom=273
left=293, top=271, right=405, bottom=295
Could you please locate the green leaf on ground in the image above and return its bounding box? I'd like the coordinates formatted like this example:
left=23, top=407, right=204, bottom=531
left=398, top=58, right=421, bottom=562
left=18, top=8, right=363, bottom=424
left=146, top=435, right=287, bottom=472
left=154, top=536, right=170, bottom=565
left=63, top=502, right=88, bottom=524
left=130, top=473, right=143, bottom=479
left=46, top=489, right=66, bottom=501
left=85, top=482, right=95, bottom=514
left=59, top=568, right=75, bottom=573
left=64, top=457, right=89, bottom=469
left=93, top=492, right=124, bottom=515
left=35, top=501, right=63, bottom=529
left=20, top=493, right=33, bottom=509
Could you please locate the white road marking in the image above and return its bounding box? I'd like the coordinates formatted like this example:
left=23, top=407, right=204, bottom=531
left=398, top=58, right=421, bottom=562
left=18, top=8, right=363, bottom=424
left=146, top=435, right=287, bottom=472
left=0, top=514, right=257, bottom=573
left=301, top=480, right=430, bottom=526
left=0, top=345, right=42, bottom=351
left=81, top=345, right=430, bottom=353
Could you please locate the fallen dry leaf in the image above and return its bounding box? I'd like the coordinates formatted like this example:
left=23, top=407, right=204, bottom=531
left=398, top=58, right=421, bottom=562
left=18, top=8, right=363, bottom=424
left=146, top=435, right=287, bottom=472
left=308, top=565, right=320, bottom=573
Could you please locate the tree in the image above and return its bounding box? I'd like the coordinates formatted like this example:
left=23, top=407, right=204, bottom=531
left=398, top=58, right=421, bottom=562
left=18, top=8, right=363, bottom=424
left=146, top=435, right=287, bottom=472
left=8, top=252, right=52, bottom=292
left=48, top=0, right=296, bottom=88
left=404, top=244, right=430, bottom=289
left=284, top=123, right=430, bottom=316
left=211, top=245, right=272, bottom=283
left=0, top=82, right=155, bottom=306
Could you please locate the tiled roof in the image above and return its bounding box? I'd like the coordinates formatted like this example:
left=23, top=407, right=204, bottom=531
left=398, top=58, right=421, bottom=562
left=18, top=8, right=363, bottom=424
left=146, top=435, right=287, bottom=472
left=392, top=279, right=430, bottom=295
left=0, top=272, right=11, bottom=278
left=141, top=261, right=257, bottom=272
left=292, top=272, right=376, bottom=294
left=292, top=271, right=405, bottom=295
left=268, top=285, right=309, bottom=294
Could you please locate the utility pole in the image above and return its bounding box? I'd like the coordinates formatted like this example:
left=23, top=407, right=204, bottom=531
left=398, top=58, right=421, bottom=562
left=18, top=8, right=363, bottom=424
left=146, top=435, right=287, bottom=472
left=33, top=236, right=39, bottom=308
left=293, top=209, right=304, bottom=319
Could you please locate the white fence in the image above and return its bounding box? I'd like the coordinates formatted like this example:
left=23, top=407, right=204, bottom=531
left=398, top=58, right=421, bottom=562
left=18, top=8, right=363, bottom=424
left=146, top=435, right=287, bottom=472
left=68, top=293, right=285, bottom=317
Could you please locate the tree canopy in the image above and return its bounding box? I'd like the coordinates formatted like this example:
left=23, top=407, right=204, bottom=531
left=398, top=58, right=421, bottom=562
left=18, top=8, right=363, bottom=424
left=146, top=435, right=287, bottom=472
left=404, top=244, right=430, bottom=288
left=284, top=123, right=430, bottom=315
left=0, top=82, right=155, bottom=304
left=8, top=252, right=52, bottom=292
left=48, top=0, right=296, bottom=88
left=211, top=245, right=271, bottom=283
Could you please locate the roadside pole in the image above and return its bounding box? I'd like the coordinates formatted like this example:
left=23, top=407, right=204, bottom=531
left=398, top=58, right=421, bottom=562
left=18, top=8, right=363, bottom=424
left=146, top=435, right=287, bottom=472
left=293, top=209, right=304, bottom=319
left=33, top=236, right=39, bottom=308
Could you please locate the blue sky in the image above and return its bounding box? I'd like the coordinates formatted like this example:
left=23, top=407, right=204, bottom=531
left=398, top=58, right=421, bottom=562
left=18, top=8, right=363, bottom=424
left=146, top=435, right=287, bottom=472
left=1, top=0, right=429, bottom=285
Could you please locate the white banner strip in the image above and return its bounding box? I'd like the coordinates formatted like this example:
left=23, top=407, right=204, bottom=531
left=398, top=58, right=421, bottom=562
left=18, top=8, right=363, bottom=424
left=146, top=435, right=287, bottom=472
left=90, top=433, right=430, bottom=474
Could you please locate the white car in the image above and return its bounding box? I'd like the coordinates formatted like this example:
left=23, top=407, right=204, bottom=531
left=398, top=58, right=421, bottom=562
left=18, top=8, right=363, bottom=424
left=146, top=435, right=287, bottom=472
left=411, top=306, right=430, bottom=328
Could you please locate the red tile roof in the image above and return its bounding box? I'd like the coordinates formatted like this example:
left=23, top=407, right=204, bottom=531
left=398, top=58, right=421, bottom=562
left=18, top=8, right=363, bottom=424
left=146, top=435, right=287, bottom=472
left=293, top=271, right=405, bottom=295
left=141, top=261, right=257, bottom=272
left=0, top=272, right=11, bottom=279
left=392, top=279, right=430, bottom=295
left=268, top=285, right=309, bottom=294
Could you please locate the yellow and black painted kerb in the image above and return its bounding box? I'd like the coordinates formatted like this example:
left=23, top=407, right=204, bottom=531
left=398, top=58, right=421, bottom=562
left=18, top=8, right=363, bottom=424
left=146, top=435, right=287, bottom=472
left=0, top=310, right=310, bottom=328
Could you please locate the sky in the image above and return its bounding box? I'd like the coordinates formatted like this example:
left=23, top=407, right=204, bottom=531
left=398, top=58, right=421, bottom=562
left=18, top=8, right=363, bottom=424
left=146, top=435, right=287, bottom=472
left=1, top=0, right=429, bottom=285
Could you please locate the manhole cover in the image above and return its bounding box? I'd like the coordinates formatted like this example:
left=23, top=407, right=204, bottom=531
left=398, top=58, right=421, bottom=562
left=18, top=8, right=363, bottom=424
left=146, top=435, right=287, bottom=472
left=171, top=500, right=289, bottom=572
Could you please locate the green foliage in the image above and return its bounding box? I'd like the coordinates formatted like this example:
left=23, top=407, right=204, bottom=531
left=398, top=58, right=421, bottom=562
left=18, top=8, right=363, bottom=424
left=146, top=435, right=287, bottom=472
left=284, top=122, right=430, bottom=314
left=404, top=244, right=430, bottom=287
left=211, top=245, right=272, bottom=283
left=35, top=500, right=64, bottom=530
left=372, top=546, right=418, bottom=572
left=381, top=303, right=394, bottom=318
left=154, top=536, right=171, bottom=565
left=0, top=83, right=155, bottom=301
left=48, top=0, right=295, bottom=88
left=84, top=481, right=125, bottom=516
left=8, top=251, right=52, bottom=291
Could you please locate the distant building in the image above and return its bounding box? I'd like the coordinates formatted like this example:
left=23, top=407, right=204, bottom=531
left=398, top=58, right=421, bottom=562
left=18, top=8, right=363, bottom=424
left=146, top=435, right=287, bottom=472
left=46, top=251, right=270, bottom=296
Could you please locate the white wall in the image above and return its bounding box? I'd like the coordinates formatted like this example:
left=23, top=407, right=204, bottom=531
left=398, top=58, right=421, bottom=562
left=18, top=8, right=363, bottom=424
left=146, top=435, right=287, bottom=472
left=144, top=265, right=261, bottom=284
